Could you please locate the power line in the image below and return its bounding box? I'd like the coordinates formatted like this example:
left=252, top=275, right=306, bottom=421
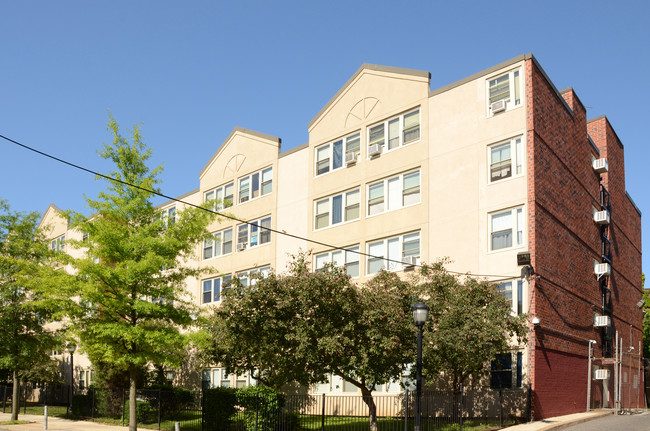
left=1, top=133, right=520, bottom=280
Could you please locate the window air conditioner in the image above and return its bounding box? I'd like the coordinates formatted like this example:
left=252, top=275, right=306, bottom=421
left=593, top=210, right=610, bottom=225
left=594, top=263, right=611, bottom=277
left=490, top=99, right=507, bottom=114
left=368, top=144, right=382, bottom=157
left=402, top=256, right=418, bottom=267
left=594, top=369, right=610, bottom=380
left=594, top=315, right=611, bottom=327
left=237, top=243, right=247, bottom=252
left=592, top=158, right=608, bottom=173
left=345, top=152, right=358, bottom=165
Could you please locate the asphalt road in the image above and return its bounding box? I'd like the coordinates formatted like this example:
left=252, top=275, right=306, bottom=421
left=564, top=411, right=650, bottom=431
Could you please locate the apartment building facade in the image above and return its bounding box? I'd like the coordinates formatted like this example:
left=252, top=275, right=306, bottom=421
left=41, top=54, right=642, bottom=419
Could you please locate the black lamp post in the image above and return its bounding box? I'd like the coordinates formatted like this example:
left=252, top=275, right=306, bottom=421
left=67, top=344, right=76, bottom=412
left=412, top=301, right=429, bottom=431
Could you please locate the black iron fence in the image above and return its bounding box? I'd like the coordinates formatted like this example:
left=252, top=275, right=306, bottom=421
left=1, top=383, right=529, bottom=431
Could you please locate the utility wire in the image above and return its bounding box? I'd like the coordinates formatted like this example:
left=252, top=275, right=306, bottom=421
left=1, top=133, right=520, bottom=280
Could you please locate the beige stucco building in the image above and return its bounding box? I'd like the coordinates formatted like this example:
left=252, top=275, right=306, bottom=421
left=40, top=53, right=642, bottom=418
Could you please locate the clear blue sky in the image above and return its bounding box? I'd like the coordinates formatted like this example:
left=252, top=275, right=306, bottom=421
left=1, top=1, right=648, bottom=279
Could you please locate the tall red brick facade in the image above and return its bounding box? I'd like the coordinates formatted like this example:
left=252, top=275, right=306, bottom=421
left=525, top=58, right=643, bottom=419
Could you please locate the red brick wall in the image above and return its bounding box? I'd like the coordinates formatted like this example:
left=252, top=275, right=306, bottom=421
left=533, top=348, right=588, bottom=418
left=525, top=58, right=641, bottom=419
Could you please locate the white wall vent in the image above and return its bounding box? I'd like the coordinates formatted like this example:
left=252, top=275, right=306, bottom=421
left=594, top=263, right=611, bottom=277
left=491, top=99, right=507, bottom=114
left=592, top=158, right=608, bottom=173
left=594, top=315, right=611, bottom=327
left=594, top=369, right=610, bottom=380
left=368, top=144, right=382, bottom=157
left=345, top=152, right=358, bottom=165
left=237, top=243, right=247, bottom=252
left=593, top=210, right=610, bottom=225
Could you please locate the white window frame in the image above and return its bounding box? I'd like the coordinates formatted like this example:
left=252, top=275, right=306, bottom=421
left=488, top=136, right=524, bottom=183
left=237, top=216, right=272, bottom=251
left=367, top=169, right=421, bottom=217
left=203, top=228, right=233, bottom=260
left=238, top=167, right=273, bottom=204
left=367, top=108, right=421, bottom=157
left=496, top=279, right=524, bottom=315
left=313, top=245, right=360, bottom=278
left=204, top=182, right=235, bottom=211
left=487, top=68, right=523, bottom=116
left=237, top=266, right=271, bottom=288
left=313, top=188, right=360, bottom=231
left=51, top=235, right=65, bottom=252
left=315, top=132, right=361, bottom=177
left=202, top=274, right=232, bottom=305
left=366, top=231, right=421, bottom=275
left=489, top=206, right=525, bottom=251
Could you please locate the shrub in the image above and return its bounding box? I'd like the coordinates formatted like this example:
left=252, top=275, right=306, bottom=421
left=145, top=385, right=196, bottom=419
left=71, top=394, right=92, bottom=417
left=123, top=400, right=157, bottom=424
left=236, top=386, right=286, bottom=431
left=203, top=387, right=238, bottom=431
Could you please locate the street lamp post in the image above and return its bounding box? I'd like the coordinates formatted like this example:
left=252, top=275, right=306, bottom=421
left=412, top=301, right=429, bottom=431
left=67, top=344, right=76, bottom=414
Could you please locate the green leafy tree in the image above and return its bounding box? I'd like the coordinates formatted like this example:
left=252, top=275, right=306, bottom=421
left=209, top=254, right=415, bottom=431
left=415, top=261, right=528, bottom=390
left=66, top=117, right=216, bottom=431
left=0, top=200, right=68, bottom=421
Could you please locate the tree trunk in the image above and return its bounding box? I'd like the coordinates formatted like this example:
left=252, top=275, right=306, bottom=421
left=360, top=386, right=378, bottom=431
left=11, top=370, right=19, bottom=421
left=129, top=364, right=137, bottom=431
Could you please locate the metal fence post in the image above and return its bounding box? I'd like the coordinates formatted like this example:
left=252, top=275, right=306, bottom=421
left=91, top=388, right=95, bottom=422
left=2, top=385, right=6, bottom=413
left=321, top=393, right=326, bottom=431
left=459, top=383, right=463, bottom=431
left=122, top=388, right=126, bottom=427
left=158, top=388, right=162, bottom=431
left=23, top=383, right=27, bottom=414
left=404, top=389, right=409, bottom=431
left=499, top=387, right=503, bottom=428
left=255, top=392, right=259, bottom=431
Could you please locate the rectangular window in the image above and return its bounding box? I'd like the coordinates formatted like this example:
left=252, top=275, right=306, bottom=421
left=203, top=228, right=233, bottom=260
left=366, top=232, right=420, bottom=275
left=237, top=266, right=271, bottom=288
left=237, top=216, right=272, bottom=250
left=314, top=188, right=360, bottom=230
left=204, top=182, right=234, bottom=211
left=489, top=137, right=523, bottom=182
left=315, top=132, right=360, bottom=176
left=490, top=354, right=513, bottom=389
left=367, top=169, right=420, bottom=216
left=238, top=167, right=272, bottom=203
left=487, top=69, right=522, bottom=115
left=490, top=207, right=524, bottom=251
left=51, top=235, right=65, bottom=252
left=314, top=246, right=360, bottom=278
left=367, top=108, right=420, bottom=155
left=496, top=279, right=524, bottom=315
left=202, top=275, right=231, bottom=304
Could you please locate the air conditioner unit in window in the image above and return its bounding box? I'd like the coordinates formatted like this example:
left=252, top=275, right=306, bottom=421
left=594, top=369, right=610, bottom=380
left=593, top=210, right=610, bottom=225
left=236, top=243, right=247, bottom=252
left=368, top=144, right=382, bottom=157
left=402, top=256, right=418, bottom=267
left=594, top=263, right=611, bottom=277
left=345, top=152, right=358, bottom=165
left=592, top=158, right=608, bottom=173
left=490, top=99, right=507, bottom=114
left=594, top=315, right=611, bottom=327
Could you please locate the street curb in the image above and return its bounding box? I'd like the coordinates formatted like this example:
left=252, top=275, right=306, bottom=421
left=532, top=410, right=615, bottom=431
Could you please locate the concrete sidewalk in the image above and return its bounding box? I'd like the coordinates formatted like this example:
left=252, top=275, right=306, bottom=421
left=0, top=409, right=618, bottom=431
left=0, top=412, right=127, bottom=431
